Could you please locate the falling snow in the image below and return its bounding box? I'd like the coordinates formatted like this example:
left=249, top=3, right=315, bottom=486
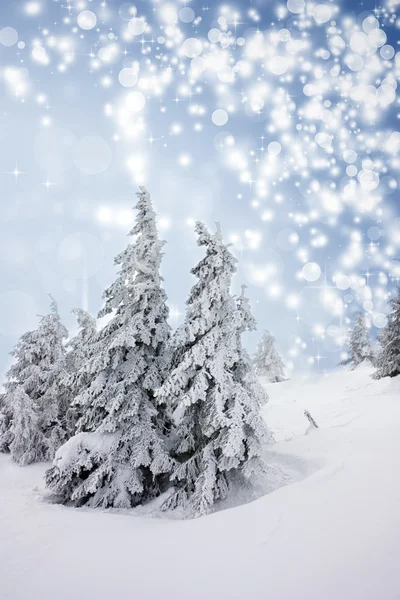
left=1, top=0, right=400, bottom=373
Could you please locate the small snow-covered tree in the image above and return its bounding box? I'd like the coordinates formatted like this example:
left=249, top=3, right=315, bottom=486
left=36, top=299, right=70, bottom=459
left=228, top=287, right=272, bottom=476
left=374, top=289, right=400, bottom=379
left=64, top=309, right=97, bottom=436
left=46, top=187, right=172, bottom=508
left=157, top=224, right=271, bottom=517
left=0, top=393, right=12, bottom=454
left=8, top=388, right=44, bottom=466
left=345, top=313, right=374, bottom=369
left=0, top=297, right=68, bottom=464
left=253, top=330, right=286, bottom=383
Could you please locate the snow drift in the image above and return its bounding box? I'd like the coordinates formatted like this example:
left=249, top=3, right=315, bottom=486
left=1, top=365, right=400, bottom=600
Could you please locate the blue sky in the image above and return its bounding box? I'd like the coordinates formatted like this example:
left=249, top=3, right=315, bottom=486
left=1, top=0, right=400, bottom=376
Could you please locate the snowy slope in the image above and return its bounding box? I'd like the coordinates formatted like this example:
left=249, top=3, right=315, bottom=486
left=1, top=366, right=400, bottom=600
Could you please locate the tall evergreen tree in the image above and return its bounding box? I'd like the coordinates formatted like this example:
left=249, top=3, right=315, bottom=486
left=0, top=297, right=68, bottom=464
left=157, top=224, right=271, bottom=517
left=345, top=313, right=374, bottom=369
left=374, top=289, right=400, bottom=379
left=46, top=188, right=172, bottom=508
left=253, top=330, right=286, bottom=383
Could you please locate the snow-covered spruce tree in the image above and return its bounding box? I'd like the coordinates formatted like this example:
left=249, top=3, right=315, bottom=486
left=46, top=187, right=172, bottom=508
left=156, top=224, right=271, bottom=517
left=0, top=393, right=12, bottom=454
left=374, top=289, right=400, bottom=379
left=229, top=286, right=272, bottom=474
left=0, top=297, right=69, bottom=465
left=7, top=387, right=44, bottom=466
left=253, top=330, right=286, bottom=383
left=345, top=313, right=374, bottom=369
left=63, top=308, right=97, bottom=436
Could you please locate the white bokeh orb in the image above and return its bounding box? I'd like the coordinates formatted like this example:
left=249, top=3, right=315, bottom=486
left=268, top=141, right=282, bottom=155
left=368, top=28, right=387, bottom=48
left=367, top=226, right=381, bottom=241
left=98, top=43, right=120, bottom=64
left=373, top=313, right=388, bottom=329
left=208, top=28, right=222, bottom=43
left=267, top=56, right=289, bottom=75
left=380, top=45, right=395, bottom=60
left=349, top=32, right=369, bottom=55
left=128, top=17, right=146, bottom=36
left=335, top=274, right=351, bottom=290
left=212, top=109, right=229, bottom=126
left=179, top=7, right=195, bottom=23
left=343, top=149, right=357, bottom=163
left=358, top=169, right=379, bottom=191
left=362, top=16, right=379, bottom=33
left=77, top=10, right=97, bottom=30
left=126, top=90, right=146, bottom=112
left=302, top=262, right=321, bottom=282
left=287, top=0, right=305, bottom=14
left=182, top=38, right=203, bottom=58
left=313, top=4, right=332, bottom=24
left=118, top=67, right=138, bottom=88
left=0, top=27, right=18, bottom=47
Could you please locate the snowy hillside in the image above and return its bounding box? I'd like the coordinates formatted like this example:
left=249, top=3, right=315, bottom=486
left=1, top=366, right=400, bottom=600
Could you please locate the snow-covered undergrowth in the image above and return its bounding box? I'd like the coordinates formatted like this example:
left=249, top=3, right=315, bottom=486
left=1, top=366, right=400, bottom=600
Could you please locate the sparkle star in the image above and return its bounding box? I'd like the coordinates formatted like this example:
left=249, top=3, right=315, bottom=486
left=42, top=180, right=54, bottom=191
left=6, top=162, right=25, bottom=183
left=170, top=306, right=183, bottom=323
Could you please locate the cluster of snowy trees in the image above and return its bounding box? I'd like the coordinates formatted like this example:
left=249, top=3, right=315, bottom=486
left=0, top=298, right=69, bottom=465
left=343, top=306, right=400, bottom=379
left=1, top=187, right=398, bottom=516
left=0, top=188, right=275, bottom=518
left=374, top=294, right=400, bottom=379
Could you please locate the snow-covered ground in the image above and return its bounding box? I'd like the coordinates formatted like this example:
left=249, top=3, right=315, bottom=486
left=1, top=366, right=400, bottom=600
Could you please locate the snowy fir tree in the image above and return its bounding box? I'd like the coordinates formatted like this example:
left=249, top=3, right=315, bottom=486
left=345, top=313, right=374, bottom=369
left=156, top=223, right=271, bottom=517
left=229, top=286, right=272, bottom=473
left=63, top=308, right=97, bottom=436
left=253, top=330, right=286, bottom=383
left=46, top=187, right=172, bottom=508
left=0, top=393, right=12, bottom=454
left=374, top=289, right=400, bottom=379
left=7, top=387, right=44, bottom=466
left=0, top=297, right=69, bottom=465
